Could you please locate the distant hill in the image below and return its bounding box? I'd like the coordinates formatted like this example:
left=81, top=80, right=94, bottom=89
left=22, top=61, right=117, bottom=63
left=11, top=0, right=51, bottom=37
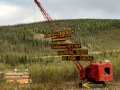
left=0, top=19, right=120, bottom=57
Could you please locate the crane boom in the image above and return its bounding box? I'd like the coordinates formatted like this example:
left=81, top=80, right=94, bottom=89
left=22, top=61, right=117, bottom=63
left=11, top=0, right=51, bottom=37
left=34, top=0, right=58, bottom=32
left=74, top=61, right=83, bottom=71
left=34, top=0, right=83, bottom=71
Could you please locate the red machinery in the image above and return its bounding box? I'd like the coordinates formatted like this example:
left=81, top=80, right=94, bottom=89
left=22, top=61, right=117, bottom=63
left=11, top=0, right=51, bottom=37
left=80, top=61, right=112, bottom=81
left=34, top=0, right=113, bottom=88
left=74, top=60, right=112, bottom=87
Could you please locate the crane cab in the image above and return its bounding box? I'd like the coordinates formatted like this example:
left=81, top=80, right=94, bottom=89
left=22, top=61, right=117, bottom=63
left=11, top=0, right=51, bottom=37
left=81, top=60, right=113, bottom=82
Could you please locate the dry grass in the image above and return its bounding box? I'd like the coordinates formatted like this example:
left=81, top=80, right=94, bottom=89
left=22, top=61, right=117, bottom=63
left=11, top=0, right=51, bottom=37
left=0, top=81, right=120, bottom=90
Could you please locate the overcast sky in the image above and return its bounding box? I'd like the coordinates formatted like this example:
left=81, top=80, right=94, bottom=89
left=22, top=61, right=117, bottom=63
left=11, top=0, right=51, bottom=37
left=0, top=0, right=120, bottom=26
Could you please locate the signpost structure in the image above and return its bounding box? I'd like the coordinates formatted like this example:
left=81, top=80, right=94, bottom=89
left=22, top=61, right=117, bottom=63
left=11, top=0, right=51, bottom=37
left=44, top=29, right=96, bottom=89
left=46, top=29, right=94, bottom=62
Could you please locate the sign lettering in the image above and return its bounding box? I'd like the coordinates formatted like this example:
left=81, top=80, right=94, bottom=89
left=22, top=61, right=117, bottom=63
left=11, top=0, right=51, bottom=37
left=51, top=44, right=82, bottom=49
left=62, top=56, right=94, bottom=61
left=44, top=29, right=75, bottom=38
left=58, top=50, right=88, bottom=55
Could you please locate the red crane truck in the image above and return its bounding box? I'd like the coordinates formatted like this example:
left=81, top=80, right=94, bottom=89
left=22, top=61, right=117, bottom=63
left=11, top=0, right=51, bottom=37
left=34, top=0, right=113, bottom=88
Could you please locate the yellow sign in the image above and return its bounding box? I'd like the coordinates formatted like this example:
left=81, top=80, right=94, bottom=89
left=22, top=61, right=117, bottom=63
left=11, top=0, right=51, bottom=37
left=44, top=29, right=75, bottom=38
left=52, top=37, right=66, bottom=42
left=62, top=56, right=94, bottom=61
left=83, top=82, right=104, bottom=88
left=83, top=82, right=90, bottom=88
left=51, top=44, right=82, bottom=49
left=58, top=49, right=88, bottom=55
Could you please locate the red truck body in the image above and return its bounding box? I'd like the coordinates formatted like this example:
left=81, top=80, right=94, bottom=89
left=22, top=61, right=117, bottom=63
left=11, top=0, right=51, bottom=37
left=80, top=61, right=113, bottom=82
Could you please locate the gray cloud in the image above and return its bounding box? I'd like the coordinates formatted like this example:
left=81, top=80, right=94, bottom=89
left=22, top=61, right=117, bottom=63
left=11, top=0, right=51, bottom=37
left=0, top=1, right=44, bottom=25
left=0, top=0, right=120, bottom=25
left=40, top=0, right=120, bottom=19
